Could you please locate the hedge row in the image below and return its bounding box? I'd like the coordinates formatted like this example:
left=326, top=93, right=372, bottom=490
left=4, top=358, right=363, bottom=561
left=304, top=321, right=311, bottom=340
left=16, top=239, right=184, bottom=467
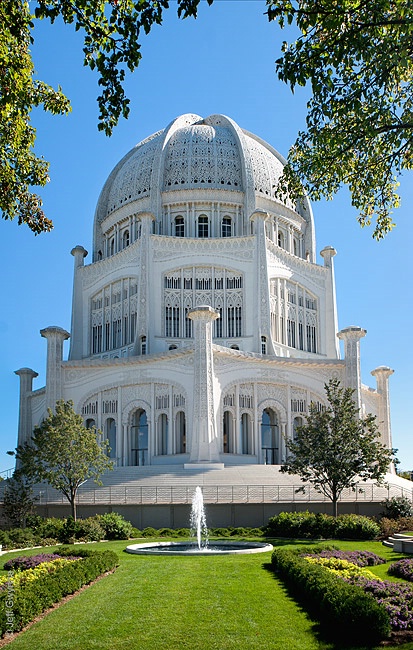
left=271, top=547, right=390, bottom=644
left=264, top=511, right=380, bottom=540
left=0, top=513, right=134, bottom=549
left=0, top=548, right=118, bottom=637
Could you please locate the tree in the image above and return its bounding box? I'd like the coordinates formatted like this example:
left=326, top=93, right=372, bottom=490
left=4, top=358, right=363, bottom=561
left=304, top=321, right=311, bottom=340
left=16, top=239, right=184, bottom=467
left=15, top=400, right=114, bottom=520
left=2, top=472, right=37, bottom=528
left=4, top=1, right=412, bottom=237
left=1, top=0, right=210, bottom=234
left=281, top=379, right=395, bottom=516
left=267, top=0, right=413, bottom=239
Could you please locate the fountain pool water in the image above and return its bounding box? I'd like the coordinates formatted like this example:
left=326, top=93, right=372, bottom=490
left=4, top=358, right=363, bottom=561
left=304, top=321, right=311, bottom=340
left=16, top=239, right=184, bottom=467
left=125, top=486, right=273, bottom=556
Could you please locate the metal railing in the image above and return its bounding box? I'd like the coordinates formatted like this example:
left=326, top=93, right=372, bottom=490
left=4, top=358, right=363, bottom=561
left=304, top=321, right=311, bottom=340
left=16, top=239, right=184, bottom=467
left=1, top=481, right=410, bottom=507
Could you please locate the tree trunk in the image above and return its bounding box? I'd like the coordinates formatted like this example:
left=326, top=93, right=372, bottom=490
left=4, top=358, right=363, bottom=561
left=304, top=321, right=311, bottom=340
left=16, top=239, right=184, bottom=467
left=332, top=497, right=338, bottom=518
left=70, top=489, right=77, bottom=521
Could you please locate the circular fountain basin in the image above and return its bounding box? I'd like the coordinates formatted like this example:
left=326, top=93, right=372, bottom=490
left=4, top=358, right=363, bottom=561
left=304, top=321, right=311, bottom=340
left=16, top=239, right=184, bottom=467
left=125, top=540, right=273, bottom=556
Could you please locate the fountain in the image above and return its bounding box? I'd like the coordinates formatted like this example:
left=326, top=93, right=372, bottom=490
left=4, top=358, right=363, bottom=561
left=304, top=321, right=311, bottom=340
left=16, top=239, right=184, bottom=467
left=125, top=487, right=273, bottom=556
left=190, top=485, right=208, bottom=550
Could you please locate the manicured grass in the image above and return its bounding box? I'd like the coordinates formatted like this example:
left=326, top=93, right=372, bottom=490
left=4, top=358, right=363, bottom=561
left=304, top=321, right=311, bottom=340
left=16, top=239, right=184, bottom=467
left=2, top=538, right=413, bottom=650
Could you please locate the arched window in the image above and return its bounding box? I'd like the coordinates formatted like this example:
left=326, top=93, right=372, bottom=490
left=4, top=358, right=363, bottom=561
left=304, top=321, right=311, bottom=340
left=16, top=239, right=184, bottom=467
left=230, top=344, right=239, bottom=350
left=131, top=409, right=148, bottom=466
left=222, top=217, right=232, bottom=238
left=240, top=413, right=252, bottom=455
left=158, top=414, right=168, bottom=455
left=110, top=238, right=115, bottom=256
left=140, top=335, right=147, bottom=355
left=261, top=336, right=267, bottom=354
left=122, top=230, right=130, bottom=248
left=97, top=250, right=102, bottom=261
left=293, top=416, right=303, bottom=442
left=175, top=411, right=186, bottom=454
left=278, top=231, right=285, bottom=249
left=261, top=409, right=278, bottom=464
left=105, top=418, right=117, bottom=460
left=85, top=419, right=95, bottom=429
left=175, top=216, right=185, bottom=237
left=223, top=411, right=234, bottom=453
left=169, top=344, right=177, bottom=350
left=198, top=215, right=209, bottom=238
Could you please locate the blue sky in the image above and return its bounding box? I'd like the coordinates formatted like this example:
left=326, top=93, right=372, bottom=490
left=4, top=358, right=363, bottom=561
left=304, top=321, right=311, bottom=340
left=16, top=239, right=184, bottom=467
left=1, top=1, right=412, bottom=473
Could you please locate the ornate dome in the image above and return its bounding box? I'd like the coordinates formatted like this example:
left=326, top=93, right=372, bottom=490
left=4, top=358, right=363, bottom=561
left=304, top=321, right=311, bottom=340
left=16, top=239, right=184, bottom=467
left=93, top=114, right=315, bottom=259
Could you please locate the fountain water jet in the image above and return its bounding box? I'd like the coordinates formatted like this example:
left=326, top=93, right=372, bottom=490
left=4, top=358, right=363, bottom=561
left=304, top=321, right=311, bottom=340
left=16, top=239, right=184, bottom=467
left=190, top=486, right=208, bottom=550
left=125, top=486, right=273, bottom=556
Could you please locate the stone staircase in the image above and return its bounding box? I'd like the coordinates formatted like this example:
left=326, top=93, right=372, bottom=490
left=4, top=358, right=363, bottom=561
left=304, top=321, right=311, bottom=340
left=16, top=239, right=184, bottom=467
left=383, top=532, right=413, bottom=553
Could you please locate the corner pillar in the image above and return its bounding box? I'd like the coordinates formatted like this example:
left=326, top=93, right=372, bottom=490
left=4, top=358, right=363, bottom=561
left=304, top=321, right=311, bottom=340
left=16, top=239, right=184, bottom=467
left=14, top=368, right=38, bottom=448
left=69, top=245, right=87, bottom=360
left=337, top=326, right=366, bottom=412
left=371, top=366, right=394, bottom=454
left=40, top=326, right=70, bottom=412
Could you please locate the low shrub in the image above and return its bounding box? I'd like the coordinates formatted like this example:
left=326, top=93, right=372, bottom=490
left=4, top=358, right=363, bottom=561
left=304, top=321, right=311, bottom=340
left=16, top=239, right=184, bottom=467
left=303, top=549, right=385, bottom=567
left=7, top=528, right=37, bottom=548
left=379, top=516, right=413, bottom=539
left=97, top=513, right=133, bottom=540
left=0, top=548, right=118, bottom=637
left=388, top=558, right=413, bottom=582
left=271, top=547, right=390, bottom=644
left=382, top=496, right=413, bottom=519
left=27, top=517, right=66, bottom=541
left=4, top=553, right=67, bottom=571
left=264, top=511, right=380, bottom=540
left=334, top=514, right=380, bottom=540
left=141, top=527, right=157, bottom=538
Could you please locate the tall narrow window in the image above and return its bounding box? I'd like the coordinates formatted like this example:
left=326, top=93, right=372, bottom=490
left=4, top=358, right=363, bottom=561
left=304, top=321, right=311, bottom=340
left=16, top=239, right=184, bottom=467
left=158, top=414, right=168, bottom=455
left=131, top=409, right=148, bottom=466
left=223, top=411, right=234, bottom=453
left=140, top=335, right=147, bottom=355
left=122, top=230, right=130, bottom=248
left=175, top=411, right=186, bottom=454
left=198, top=215, right=209, bottom=238
left=261, top=336, right=267, bottom=354
left=175, top=216, right=185, bottom=237
left=261, top=409, right=278, bottom=464
left=105, top=418, right=117, bottom=460
left=241, top=413, right=252, bottom=455
left=222, top=217, right=232, bottom=238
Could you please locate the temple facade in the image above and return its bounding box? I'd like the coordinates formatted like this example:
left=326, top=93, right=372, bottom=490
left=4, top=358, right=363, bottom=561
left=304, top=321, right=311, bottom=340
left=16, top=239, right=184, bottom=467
left=15, top=114, right=394, bottom=471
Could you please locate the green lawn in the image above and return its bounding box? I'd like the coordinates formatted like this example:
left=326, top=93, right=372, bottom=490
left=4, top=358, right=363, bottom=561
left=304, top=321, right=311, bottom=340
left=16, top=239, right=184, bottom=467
left=2, top=538, right=413, bottom=650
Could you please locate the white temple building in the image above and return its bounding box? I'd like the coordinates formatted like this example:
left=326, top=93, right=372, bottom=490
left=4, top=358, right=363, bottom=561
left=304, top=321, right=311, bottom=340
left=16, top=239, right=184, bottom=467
left=14, top=114, right=403, bottom=525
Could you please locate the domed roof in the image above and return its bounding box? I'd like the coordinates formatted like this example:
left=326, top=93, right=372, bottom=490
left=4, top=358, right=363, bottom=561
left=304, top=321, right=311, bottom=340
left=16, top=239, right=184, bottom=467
left=94, top=114, right=312, bottom=224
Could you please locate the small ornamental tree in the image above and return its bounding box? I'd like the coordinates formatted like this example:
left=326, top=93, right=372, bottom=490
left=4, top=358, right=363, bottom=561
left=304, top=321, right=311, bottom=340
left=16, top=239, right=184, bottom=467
left=15, top=400, right=114, bottom=520
left=281, top=379, right=395, bottom=517
left=2, top=473, right=37, bottom=528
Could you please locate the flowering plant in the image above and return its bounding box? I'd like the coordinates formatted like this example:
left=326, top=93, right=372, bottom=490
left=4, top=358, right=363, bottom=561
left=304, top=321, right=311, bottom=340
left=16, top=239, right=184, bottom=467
left=388, top=558, right=413, bottom=582
left=303, top=549, right=385, bottom=567
left=305, top=556, right=380, bottom=581
left=0, top=557, right=81, bottom=590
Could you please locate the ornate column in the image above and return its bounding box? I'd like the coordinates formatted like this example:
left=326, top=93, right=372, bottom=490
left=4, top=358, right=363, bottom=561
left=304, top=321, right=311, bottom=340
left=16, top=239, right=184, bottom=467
left=320, top=246, right=340, bottom=358
left=69, top=245, right=87, bottom=360
left=186, top=306, right=221, bottom=465
left=40, top=326, right=70, bottom=412
left=14, top=368, right=38, bottom=448
left=251, top=209, right=275, bottom=355
left=371, top=366, right=394, bottom=454
left=337, top=326, right=366, bottom=411
left=133, top=213, right=154, bottom=355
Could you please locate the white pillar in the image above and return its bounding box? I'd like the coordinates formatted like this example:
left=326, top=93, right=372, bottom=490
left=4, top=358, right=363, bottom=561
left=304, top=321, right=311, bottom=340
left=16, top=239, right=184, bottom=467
left=15, top=368, right=38, bottom=448
left=187, top=306, right=220, bottom=464
left=69, top=245, right=87, bottom=360
left=337, top=326, right=366, bottom=412
left=371, top=366, right=394, bottom=454
left=40, top=326, right=70, bottom=412
left=320, top=246, right=340, bottom=358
